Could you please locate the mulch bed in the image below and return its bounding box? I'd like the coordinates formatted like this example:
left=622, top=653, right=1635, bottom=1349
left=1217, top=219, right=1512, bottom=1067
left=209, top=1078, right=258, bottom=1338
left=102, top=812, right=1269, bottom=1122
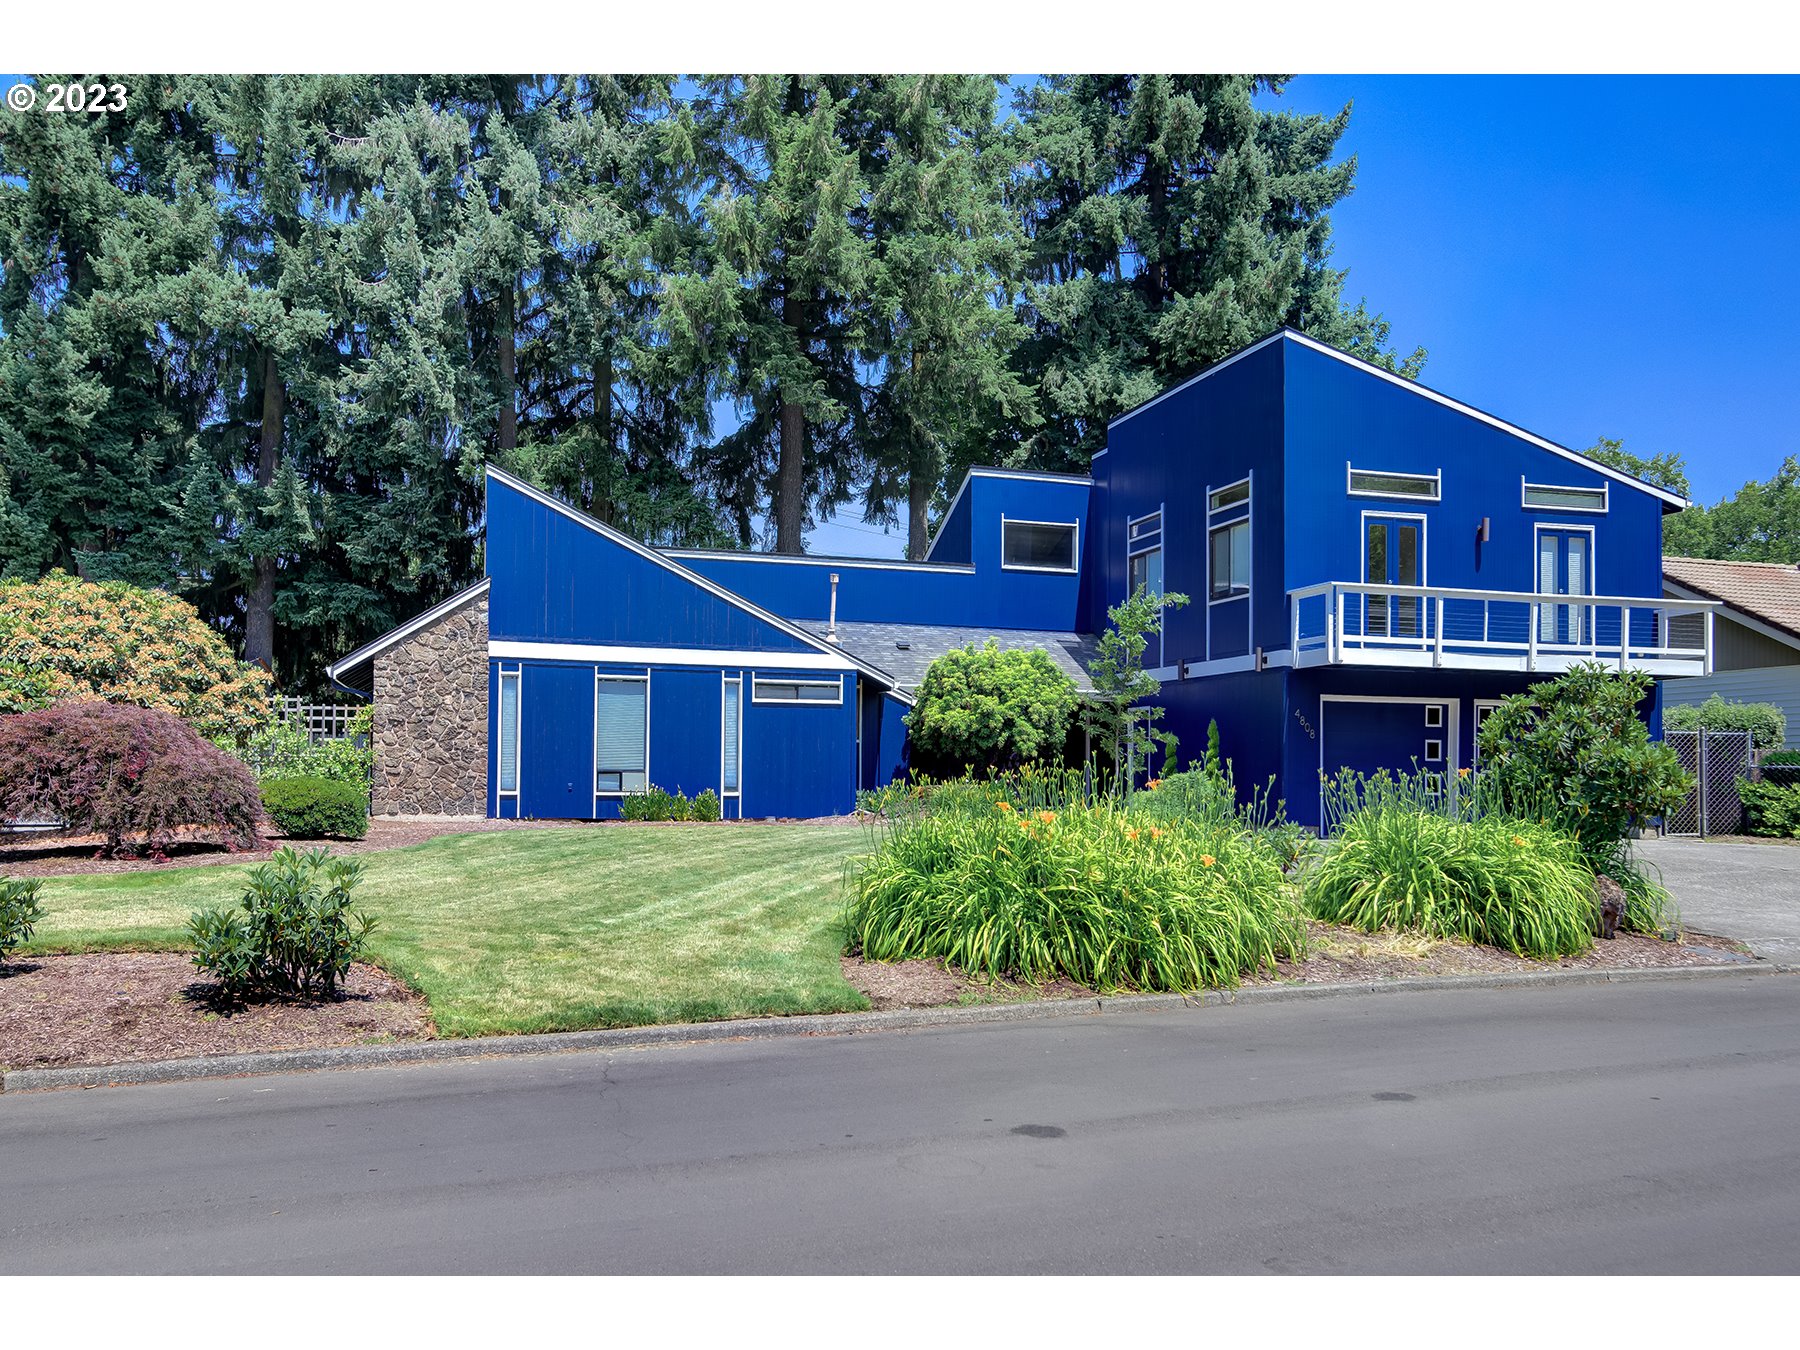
left=842, top=923, right=1758, bottom=1011
left=0, top=952, right=433, bottom=1072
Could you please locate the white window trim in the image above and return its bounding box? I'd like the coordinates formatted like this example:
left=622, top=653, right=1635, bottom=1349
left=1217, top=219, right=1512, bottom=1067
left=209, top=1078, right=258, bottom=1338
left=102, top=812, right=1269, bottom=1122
left=1533, top=521, right=1598, bottom=595
left=1359, top=509, right=1431, bottom=587
left=1346, top=462, right=1443, bottom=502
left=1473, top=698, right=1507, bottom=767
left=999, top=516, right=1081, bottom=574
left=1204, top=473, right=1254, bottom=661
left=594, top=670, right=651, bottom=801
left=721, top=673, right=742, bottom=804
left=1207, top=477, right=1251, bottom=513
left=1127, top=502, right=1167, bottom=667
left=496, top=665, right=522, bottom=807
left=1318, top=694, right=1463, bottom=828
left=1126, top=507, right=1163, bottom=548
left=1521, top=477, right=1609, bottom=514
left=751, top=674, right=845, bottom=705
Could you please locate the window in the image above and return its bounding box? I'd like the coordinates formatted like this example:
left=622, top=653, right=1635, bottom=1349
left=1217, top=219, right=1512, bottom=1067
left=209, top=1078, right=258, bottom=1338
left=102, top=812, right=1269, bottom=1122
left=594, top=675, right=648, bottom=794
left=1425, top=704, right=1444, bottom=728
left=1129, top=545, right=1164, bottom=600
left=752, top=677, right=843, bottom=704
left=1208, top=480, right=1249, bottom=511
left=497, top=670, right=520, bottom=795
left=1209, top=519, right=1250, bottom=601
left=1425, top=739, right=1444, bottom=763
left=722, top=678, right=741, bottom=795
left=1001, top=519, right=1078, bottom=572
left=1128, top=511, right=1162, bottom=546
left=1523, top=481, right=1607, bottom=512
left=1348, top=466, right=1441, bottom=500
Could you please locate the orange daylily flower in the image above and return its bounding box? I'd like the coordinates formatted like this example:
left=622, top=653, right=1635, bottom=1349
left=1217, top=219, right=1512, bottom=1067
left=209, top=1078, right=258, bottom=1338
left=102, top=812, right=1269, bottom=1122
left=1037, top=810, right=1056, bottom=824
left=1511, top=834, right=1527, bottom=847
left=996, top=801, right=1013, bottom=813
left=1146, top=778, right=1161, bottom=790
left=1199, top=853, right=1216, bottom=867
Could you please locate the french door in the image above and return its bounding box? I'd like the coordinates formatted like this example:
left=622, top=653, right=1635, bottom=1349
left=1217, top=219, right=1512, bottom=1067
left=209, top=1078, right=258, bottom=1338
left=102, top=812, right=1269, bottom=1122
left=1363, top=516, right=1424, bottom=638
left=1536, top=528, right=1593, bottom=645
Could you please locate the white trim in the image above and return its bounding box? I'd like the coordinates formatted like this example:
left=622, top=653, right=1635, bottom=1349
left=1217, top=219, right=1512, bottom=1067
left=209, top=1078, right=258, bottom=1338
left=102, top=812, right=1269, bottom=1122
left=999, top=516, right=1080, bottom=574
left=1347, top=463, right=1442, bottom=502
left=1473, top=698, right=1506, bottom=767
left=484, top=467, right=899, bottom=691
left=593, top=670, right=650, bottom=800
left=1521, top=478, right=1609, bottom=514
left=1662, top=576, right=1800, bottom=653
left=665, top=548, right=972, bottom=575
left=1128, top=501, right=1167, bottom=667
left=326, top=579, right=491, bottom=682
left=496, top=666, right=521, bottom=803
left=1358, top=510, right=1429, bottom=638
left=751, top=675, right=845, bottom=706
left=720, top=673, right=742, bottom=801
left=1107, top=329, right=1690, bottom=509
left=488, top=640, right=855, bottom=671
left=1318, top=694, right=1463, bottom=827
left=921, top=467, right=1094, bottom=563
left=1153, top=650, right=1293, bottom=680
left=1207, top=516, right=1251, bottom=604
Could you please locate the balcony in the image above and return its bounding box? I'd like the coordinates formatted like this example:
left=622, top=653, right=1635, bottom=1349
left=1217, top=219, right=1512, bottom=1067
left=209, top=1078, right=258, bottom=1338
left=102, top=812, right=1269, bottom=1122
left=1288, top=582, right=1717, bottom=676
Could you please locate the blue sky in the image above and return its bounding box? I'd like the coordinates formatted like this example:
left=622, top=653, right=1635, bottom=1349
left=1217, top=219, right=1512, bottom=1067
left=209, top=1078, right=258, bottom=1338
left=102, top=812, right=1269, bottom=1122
left=808, top=73, right=1800, bottom=557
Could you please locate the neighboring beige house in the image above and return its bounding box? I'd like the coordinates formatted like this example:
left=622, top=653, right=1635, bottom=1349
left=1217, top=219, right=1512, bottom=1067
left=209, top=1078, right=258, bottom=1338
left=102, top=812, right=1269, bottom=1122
left=1663, top=557, right=1800, bottom=748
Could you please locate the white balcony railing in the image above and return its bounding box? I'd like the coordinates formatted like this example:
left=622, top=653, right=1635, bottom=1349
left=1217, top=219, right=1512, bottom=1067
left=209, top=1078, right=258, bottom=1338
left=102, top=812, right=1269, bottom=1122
left=1288, top=582, right=1717, bottom=676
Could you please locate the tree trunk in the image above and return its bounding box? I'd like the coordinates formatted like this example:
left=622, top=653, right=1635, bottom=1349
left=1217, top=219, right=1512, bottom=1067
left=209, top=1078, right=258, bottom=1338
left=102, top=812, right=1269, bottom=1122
left=775, top=288, right=807, bottom=554
left=908, top=469, right=930, bottom=561
left=245, top=348, right=284, bottom=672
left=497, top=280, right=517, bottom=452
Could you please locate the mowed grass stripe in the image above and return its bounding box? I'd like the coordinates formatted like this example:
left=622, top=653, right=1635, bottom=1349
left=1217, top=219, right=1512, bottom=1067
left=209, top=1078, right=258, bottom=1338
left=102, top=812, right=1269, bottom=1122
left=25, top=824, right=875, bottom=1036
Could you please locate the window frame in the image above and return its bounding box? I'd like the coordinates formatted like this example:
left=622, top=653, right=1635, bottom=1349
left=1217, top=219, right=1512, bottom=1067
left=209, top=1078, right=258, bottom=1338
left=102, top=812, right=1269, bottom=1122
left=593, top=671, right=650, bottom=798
left=750, top=675, right=845, bottom=706
left=1208, top=479, right=1250, bottom=512
left=496, top=666, right=521, bottom=801
left=1521, top=478, right=1609, bottom=514
left=721, top=674, right=742, bottom=800
left=1208, top=517, right=1251, bottom=604
left=1346, top=463, right=1442, bottom=502
left=999, top=516, right=1080, bottom=574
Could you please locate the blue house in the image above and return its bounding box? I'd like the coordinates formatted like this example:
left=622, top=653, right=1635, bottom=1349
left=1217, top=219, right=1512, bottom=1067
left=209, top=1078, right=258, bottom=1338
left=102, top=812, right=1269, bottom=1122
left=328, top=328, right=1716, bottom=827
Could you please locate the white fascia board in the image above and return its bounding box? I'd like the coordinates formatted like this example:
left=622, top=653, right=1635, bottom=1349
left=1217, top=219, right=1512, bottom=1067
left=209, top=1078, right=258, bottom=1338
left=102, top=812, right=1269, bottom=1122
left=1107, top=329, right=1689, bottom=511
left=488, top=641, right=858, bottom=671
left=483, top=467, right=900, bottom=691
left=325, top=579, right=491, bottom=682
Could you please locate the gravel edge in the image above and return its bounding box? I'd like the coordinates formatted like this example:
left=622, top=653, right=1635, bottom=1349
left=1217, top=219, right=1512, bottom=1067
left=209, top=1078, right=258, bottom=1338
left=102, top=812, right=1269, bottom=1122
left=5, top=959, right=1794, bottom=1094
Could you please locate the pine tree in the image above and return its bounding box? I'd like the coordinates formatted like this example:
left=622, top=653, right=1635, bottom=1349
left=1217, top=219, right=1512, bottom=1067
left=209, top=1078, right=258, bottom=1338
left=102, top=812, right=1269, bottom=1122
left=1011, top=75, right=1425, bottom=470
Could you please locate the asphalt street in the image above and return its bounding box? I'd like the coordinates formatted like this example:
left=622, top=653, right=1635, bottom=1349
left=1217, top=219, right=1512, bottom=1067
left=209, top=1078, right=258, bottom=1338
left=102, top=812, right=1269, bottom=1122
left=4, top=974, right=1798, bottom=1274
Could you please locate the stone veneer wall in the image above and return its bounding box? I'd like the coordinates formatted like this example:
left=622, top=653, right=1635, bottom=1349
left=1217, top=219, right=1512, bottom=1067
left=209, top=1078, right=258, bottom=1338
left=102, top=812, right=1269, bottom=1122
left=371, top=591, right=489, bottom=816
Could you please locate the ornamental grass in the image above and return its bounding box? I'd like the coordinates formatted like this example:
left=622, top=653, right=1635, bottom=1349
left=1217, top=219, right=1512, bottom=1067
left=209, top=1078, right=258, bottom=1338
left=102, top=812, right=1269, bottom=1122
left=1306, top=768, right=1598, bottom=959
left=845, top=770, right=1304, bottom=991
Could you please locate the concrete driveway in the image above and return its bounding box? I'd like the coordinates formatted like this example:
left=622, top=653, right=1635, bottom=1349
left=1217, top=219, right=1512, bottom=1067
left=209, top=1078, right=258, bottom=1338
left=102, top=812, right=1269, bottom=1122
left=1635, top=835, right=1800, bottom=961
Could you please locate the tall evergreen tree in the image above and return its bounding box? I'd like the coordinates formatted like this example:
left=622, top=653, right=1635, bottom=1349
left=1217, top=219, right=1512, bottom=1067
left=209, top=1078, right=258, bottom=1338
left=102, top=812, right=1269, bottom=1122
left=1011, top=75, right=1424, bottom=470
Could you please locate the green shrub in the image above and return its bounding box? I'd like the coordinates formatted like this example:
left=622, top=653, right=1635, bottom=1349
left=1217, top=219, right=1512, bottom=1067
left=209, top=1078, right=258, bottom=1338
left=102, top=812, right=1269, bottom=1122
left=229, top=707, right=374, bottom=785
left=1306, top=793, right=1597, bottom=958
left=846, top=772, right=1304, bottom=992
left=260, top=775, right=370, bottom=840
left=0, top=877, right=45, bottom=964
left=1665, top=695, right=1786, bottom=750
left=1478, top=662, right=1689, bottom=873
left=1739, top=779, right=1800, bottom=838
left=905, top=640, right=1080, bottom=776
left=619, top=785, right=719, bottom=822
left=1762, top=750, right=1800, bottom=766
left=188, top=847, right=375, bottom=1000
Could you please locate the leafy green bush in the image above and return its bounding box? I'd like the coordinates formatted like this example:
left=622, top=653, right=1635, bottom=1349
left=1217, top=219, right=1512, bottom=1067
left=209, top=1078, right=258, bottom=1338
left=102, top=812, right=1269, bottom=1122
left=905, top=640, right=1080, bottom=776
left=188, top=847, right=375, bottom=1000
left=846, top=771, right=1304, bottom=991
left=1307, top=774, right=1597, bottom=958
left=619, top=785, right=720, bottom=822
left=1664, top=695, right=1786, bottom=750
left=260, top=776, right=369, bottom=840
left=1478, top=662, right=1689, bottom=872
left=0, top=877, right=45, bottom=964
left=1739, top=779, right=1800, bottom=838
left=230, top=707, right=374, bottom=785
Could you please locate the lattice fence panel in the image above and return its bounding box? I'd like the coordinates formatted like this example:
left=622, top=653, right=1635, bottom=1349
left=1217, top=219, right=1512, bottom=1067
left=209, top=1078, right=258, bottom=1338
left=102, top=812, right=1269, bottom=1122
left=277, top=697, right=359, bottom=743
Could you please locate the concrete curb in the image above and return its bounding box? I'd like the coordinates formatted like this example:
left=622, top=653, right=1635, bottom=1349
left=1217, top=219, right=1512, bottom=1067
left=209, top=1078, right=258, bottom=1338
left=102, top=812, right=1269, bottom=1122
left=4, top=959, right=1794, bottom=1094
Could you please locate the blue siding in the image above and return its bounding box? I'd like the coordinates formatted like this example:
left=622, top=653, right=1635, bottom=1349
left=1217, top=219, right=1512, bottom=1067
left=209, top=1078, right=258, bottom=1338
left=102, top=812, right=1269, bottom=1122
left=669, top=472, right=1090, bottom=632
left=741, top=673, right=860, bottom=818
left=650, top=667, right=723, bottom=802
left=928, top=483, right=974, bottom=564
left=518, top=662, right=600, bottom=820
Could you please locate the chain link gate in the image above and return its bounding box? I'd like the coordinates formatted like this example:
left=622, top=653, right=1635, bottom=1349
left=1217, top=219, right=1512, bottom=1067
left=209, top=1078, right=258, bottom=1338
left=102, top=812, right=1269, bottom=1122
left=1663, top=729, right=1753, bottom=836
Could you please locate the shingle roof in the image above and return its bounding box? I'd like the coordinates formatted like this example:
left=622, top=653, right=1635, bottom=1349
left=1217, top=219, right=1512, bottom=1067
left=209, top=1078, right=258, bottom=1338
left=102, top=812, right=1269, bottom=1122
left=1664, top=556, right=1800, bottom=642
left=805, top=620, right=1100, bottom=693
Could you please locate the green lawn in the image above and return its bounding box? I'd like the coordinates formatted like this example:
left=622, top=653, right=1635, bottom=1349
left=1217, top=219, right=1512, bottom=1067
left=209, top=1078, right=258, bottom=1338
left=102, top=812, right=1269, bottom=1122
left=24, top=824, right=874, bottom=1036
